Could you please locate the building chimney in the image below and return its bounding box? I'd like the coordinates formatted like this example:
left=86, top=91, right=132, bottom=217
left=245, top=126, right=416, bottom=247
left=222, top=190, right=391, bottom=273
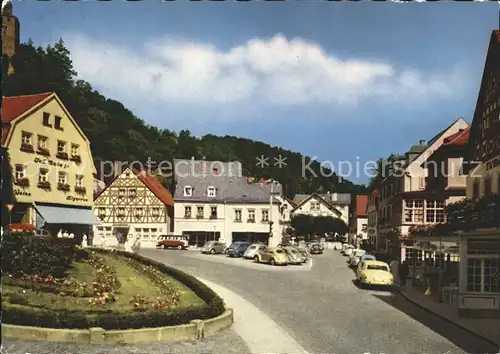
left=419, top=140, right=427, bottom=146
left=113, top=161, right=121, bottom=178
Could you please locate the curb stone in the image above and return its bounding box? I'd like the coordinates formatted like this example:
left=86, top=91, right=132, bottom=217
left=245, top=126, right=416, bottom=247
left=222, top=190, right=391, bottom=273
left=393, top=287, right=500, bottom=349
left=2, top=309, right=234, bottom=344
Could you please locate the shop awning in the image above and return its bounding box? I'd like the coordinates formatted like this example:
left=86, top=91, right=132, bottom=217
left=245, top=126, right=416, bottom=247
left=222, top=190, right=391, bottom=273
left=35, top=205, right=101, bottom=225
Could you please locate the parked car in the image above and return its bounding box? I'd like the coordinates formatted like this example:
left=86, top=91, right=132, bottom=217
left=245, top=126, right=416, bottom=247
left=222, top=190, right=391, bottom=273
left=347, top=248, right=366, bottom=263
left=307, top=242, right=324, bottom=251
left=156, top=235, right=188, bottom=250
left=296, top=247, right=310, bottom=263
left=282, top=246, right=305, bottom=265
left=342, top=245, right=355, bottom=256
left=226, top=241, right=251, bottom=257
left=201, top=241, right=226, bottom=254
left=356, top=260, right=393, bottom=289
left=254, top=247, right=289, bottom=266
left=309, top=243, right=323, bottom=254
left=243, top=243, right=267, bottom=259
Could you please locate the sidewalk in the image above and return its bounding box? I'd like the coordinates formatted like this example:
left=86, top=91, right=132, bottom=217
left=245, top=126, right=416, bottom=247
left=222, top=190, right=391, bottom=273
left=394, top=284, right=500, bottom=347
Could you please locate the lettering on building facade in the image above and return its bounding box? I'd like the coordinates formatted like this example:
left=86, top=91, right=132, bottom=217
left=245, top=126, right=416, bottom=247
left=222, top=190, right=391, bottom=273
left=67, top=196, right=88, bottom=202
left=14, top=189, right=31, bottom=196
left=34, top=157, right=70, bottom=169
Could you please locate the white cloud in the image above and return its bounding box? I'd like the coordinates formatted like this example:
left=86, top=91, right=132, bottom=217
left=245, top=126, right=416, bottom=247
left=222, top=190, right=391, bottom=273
left=65, top=33, right=464, bottom=107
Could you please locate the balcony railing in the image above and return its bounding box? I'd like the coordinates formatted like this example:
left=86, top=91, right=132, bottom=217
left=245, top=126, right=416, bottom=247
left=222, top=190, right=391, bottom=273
left=410, top=195, right=500, bottom=236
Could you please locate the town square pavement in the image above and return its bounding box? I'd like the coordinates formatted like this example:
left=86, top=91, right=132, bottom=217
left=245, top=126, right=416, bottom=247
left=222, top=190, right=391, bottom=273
left=3, top=249, right=498, bottom=354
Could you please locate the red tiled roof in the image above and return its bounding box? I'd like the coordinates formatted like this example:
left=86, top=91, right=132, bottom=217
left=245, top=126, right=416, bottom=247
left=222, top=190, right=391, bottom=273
left=136, top=171, right=174, bottom=207
left=356, top=195, right=368, bottom=217
left=1, top=92, right=53, bottom=145
left=443, top=127, right=470, bottom=147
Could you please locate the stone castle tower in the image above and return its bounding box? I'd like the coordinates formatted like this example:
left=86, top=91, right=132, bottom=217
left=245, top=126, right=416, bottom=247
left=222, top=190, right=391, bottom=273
left=2, top=0, right=20, bottom=74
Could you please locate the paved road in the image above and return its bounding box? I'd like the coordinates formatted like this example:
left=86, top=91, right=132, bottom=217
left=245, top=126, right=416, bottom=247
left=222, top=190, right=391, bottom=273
left=141, top=248, right=498, bottom=354
left=4, top=248, right=498, bottom=354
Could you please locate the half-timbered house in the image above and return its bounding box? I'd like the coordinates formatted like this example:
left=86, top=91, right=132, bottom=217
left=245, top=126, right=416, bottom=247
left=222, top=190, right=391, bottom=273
left=93, top=167, right=174, bottom=248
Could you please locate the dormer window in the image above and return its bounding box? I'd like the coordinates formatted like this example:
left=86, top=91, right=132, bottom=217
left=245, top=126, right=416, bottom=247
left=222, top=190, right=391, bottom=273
left=184, top=186, right=193, bottom=197
left=207, top=186, right=216, bottom=197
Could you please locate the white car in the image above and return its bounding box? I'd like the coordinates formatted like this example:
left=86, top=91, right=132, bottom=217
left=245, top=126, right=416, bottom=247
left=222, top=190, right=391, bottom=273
left=342, top=245, right=355, bottom=256
left=348, top=249, right=366, bottom=265
left=243, top=243, right=267, bottom=259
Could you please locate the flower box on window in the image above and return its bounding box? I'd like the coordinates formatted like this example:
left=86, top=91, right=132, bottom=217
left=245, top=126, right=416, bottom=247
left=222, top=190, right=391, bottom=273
left=247, top=218, right=255, bottom=223
left=184, top=214, right=191, bottom=219
left=75, top=186, right=86, bottom=194
left=14, top=178, right=30, bottom=187
left=20, top=143, right=34, bottom=153
left=37, top=147, right=50, bottom=156
left=56, top=152, right=69, bottom=160
left=196, top=214, right=204, bottom=219
left=210, top=215, right=217, bottom=219
left=38, top=181, right=51, bottom=189
left=234, top=219, right=242, bottom=223
left=57, top=183, right=70, bottom=191
left=70, top=155, right=82, bottom=163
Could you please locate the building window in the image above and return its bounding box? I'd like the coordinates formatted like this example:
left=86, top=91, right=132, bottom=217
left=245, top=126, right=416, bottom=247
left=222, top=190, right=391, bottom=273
left=184, top=186, right=193, bottom=197
left=418, top=177, right=425, bottom=190
left=207, top=186, right=216, bottom=197
left=235, top=209, right=242, bottom=222
left=473, top=180, right=480, bottom=200
left=118, top=189, right=126, bottom=199
left=55, top=115, right=63, bottom=130
left=58, top=171, right=67, bottom=185
left=152, top=207, right=160, bottom=217
left=404, top=200, right=424, bottom=223
left=71, top=143, right=79, bottom=157
left=184, top=206, right=192, bottom=218
left=210, top=206, right=217, bottom=219
left=37, top=135, right=48, bottom=150
left=57, top=140, right=66, bottom=153
left=14, top=164, right=26, bottom=180
left=467, top=259, right=500, bottom=293
left=75, top=174, right=84, bottom=188
left=21, top=131, right=32, bottom=145
left=117, top=207, right=126, bottom=217
left=310, top=201, right=320, bottom=211
left=248, top=209, right=255, bottom=222
left=425, top=200, right=445, bottom=223
left=128, top=189, right=136, bottom=199
left=484, top=176, right=492, bottom=197
left=196, top=206, right=204, bottom=219
left=262, top=209, right=269, bottom=222
left=135, top=208, right=143, bottom=219
left=405, top=248, right=423, bottom=266
left=38, top=168, right=49, bottom=183
left=98, top=207, right=106, bottom=218
left=42, top=112, right=51, bottom=127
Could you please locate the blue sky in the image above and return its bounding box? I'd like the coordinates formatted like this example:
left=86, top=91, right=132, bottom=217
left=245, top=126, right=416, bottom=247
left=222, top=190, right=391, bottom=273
left=15, top=1, right=498, bottom=184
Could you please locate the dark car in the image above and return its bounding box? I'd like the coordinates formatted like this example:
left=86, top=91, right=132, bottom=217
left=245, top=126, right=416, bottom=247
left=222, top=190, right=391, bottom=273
left=226, top=241, right=251, bottom=257
left=309, top=243, right=323, bottom=254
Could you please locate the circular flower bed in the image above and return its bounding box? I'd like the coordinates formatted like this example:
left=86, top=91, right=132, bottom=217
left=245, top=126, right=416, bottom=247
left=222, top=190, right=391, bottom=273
left=1, top=232, right=225, bottom=330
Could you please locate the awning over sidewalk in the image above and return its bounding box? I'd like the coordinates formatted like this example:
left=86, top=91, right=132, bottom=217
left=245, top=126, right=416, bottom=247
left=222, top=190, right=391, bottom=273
left=35, top=205, right=101, bottom=225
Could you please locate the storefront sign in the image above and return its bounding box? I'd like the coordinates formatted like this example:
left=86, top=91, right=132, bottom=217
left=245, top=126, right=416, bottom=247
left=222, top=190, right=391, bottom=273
left=34, top=157, right=69, bottom=169
left=67, top=196, right=88, bottom=202
left=14, top=189, right=31, bottom=197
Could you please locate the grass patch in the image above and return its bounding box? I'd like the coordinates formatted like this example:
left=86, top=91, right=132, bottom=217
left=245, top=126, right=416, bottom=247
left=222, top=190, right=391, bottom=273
left=3, top=253, right=204, bottom=312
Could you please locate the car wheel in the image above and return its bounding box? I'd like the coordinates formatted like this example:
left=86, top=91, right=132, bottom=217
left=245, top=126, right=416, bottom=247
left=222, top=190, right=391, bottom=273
left=270, top=258, right=276, bottom=266
left=254, top=256, right=259, bottom=263
left=162, top=245, right=167, bottom=249
left=210, top=249, right=215, bottom=255
left=177, top=245, right=182, bottom=250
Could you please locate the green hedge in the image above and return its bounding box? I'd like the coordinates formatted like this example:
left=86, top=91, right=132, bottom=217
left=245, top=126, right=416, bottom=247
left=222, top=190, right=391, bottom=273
left=1, top=231, right=85, bottom=277
left=2, top=249, right=225, bottom=330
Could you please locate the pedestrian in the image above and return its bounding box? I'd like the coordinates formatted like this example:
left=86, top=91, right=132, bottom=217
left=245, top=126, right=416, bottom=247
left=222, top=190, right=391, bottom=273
left=399, top=260, right=410, bottom=286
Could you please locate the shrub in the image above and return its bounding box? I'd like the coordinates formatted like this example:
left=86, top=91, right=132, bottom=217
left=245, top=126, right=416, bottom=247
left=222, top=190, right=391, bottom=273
left=2, top=249, right=226, bottom=330
left=8, top=293, right=29, bottom=306
left=1, top=231, right=82, bottom=277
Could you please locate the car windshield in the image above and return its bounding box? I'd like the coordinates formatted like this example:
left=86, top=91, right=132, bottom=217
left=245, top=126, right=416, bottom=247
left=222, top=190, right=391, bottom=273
left=290, top=249, right=298, bottom=253
left=367, top=265, right=389, bottom=271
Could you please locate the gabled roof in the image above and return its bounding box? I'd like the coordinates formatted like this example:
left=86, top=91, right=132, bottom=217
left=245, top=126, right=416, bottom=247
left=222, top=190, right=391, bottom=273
left=136, top=171, right=174, bottom=207
left=291, top=193, right=342, bottom=217
left=1, top=92, right=53, bottom=145
left=443, top=127, right=470, bottom=147
left=95, top=168, right=174, bottom=207
left=355, top=195, right=368, bottom=218
left=284, top=197, right=296, bottom=207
